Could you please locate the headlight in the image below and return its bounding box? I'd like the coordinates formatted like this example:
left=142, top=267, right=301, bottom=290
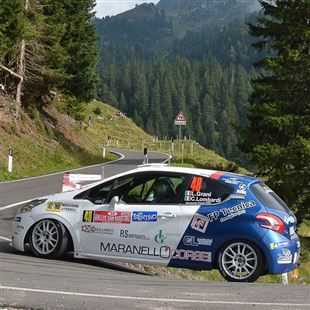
left=17, top=199, right=47, bottom=214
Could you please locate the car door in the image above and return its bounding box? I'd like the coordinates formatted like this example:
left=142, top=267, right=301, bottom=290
left=168, top=175, right=235, bottom=270
left=79, top=172, right=190, bottom=265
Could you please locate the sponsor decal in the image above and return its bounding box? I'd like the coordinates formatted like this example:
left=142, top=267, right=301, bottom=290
left=184, top=190, right=221, bottom=204
left=81, top=224, right=95, bottom=233
left=190, top=212, right=219, bottom=233
left=170, top=248, right=211, bottom=262
left=14, top=224, right=25, bottom=234
left=132, top=211, right=157, bottom=222
left=236, top=189, right=246, bottom=196
left=99, top=243, right=211, bottom=262
left=120, top=229, right=150, bottom=240
left=183, top=236, right=213, bottom=246
left=46, top=202, right=62, bottom=212
left=61, top=206, right=78, bottom=213
left=219, top=200, right=255, bottom=222
left=289, top=226, right=295, bottom=236
left=155, top=230, right=166, bottom=244
left=236, top=183, right=247, bottom=196
left=100, top=242, right=161, bottom=257
left=94, top=211, right=131, bottom=224
left=238, top=183, right=246, bottom=191
left=284, top=216, right=295, bottom=225
left=15, top=217, right=21, bottom=222
left=81, top=224, right=114, bottom=235
left=223, top=177, right=241, bottom=185
left=270, top=241, right=289, bottom=250
left=64, top=203, right=78, bottom=208
left=83, top=210, right=94, bottom=222
left=277, top=248, right=292, bottom=264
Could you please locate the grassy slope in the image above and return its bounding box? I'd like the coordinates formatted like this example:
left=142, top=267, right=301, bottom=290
left=0, top=100, right=151, bottom=181
left=0, top=97, right=308, bottom=284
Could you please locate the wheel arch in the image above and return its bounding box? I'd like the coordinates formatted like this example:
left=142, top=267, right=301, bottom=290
left=24, top=214, right=78, bottom=254
left=213, top=238, right=269, bottom=272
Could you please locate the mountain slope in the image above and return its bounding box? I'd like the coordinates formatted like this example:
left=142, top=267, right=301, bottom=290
left=157, top=0, right=260, bottom=36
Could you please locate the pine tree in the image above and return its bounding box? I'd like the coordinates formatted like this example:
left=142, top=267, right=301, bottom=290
left=241, top=0, right=310, bottom=222
left=62, top=0, right=99, bottom=101
left=0, top=0, right=23, bottom=62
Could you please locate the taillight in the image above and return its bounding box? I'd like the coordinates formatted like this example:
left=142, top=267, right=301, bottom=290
left=256, top=212, right=285, bottom=234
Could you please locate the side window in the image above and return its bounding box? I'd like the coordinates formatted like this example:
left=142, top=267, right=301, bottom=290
left=183, top=176, right=233, bottom=204
left=143, top=175, right=185, bottom=204
left=85, top=180, right=115, bottom=204
left=118, top=174, right=187, bottom=204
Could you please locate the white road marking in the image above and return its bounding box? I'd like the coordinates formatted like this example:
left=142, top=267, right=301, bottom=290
left=0, top=151, right=125, bottom=184
left=0, top=286, right=309, bottom=307
left=0, top=236, right=11, bottom=242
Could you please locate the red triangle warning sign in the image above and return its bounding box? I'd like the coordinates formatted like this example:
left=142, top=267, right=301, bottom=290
left=174, top=111, right=186, bottom=125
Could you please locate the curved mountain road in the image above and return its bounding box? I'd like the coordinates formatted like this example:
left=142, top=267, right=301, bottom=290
left=0, top=149, right=309, bottom=309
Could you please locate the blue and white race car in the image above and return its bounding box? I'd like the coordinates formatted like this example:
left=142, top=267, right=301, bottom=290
left=12, top=165, right=300, bottom=282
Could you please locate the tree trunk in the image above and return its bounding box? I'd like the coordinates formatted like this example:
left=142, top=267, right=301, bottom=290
left=15, top=0, right=29, bottom=119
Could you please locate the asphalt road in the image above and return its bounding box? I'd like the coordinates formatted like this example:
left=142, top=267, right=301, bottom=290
left=0, top=149, right=309, bottom=310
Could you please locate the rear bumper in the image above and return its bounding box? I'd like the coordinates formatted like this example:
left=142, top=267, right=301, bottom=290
left=262, top=231, right=300, bottom=274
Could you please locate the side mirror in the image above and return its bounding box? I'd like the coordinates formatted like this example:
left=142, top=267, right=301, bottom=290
left=110, top=196, right=119, bottom=209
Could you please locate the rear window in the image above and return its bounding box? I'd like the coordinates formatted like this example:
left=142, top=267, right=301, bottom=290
left=183, top=176, right=234, bottom=204
left=250, top=183, right=290, bottom=212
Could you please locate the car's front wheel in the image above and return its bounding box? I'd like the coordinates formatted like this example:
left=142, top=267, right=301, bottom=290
left=218, top=241, right=263, bottom=282
left=30, top=219, right=68, bottom=258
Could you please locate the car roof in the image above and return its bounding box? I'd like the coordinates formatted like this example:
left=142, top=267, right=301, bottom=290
left=133, top=164, right=257, bottom=184
left=64, top=164, right=258, bottom=199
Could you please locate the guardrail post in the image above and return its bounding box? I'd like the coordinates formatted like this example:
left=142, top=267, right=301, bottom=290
left=143, top=148, right=148, bottom=164
left=281, top=273, right=288, bottom=285
left=102, top=144, right=106, bottom=158
left=8, top=149, right=13, bottom=172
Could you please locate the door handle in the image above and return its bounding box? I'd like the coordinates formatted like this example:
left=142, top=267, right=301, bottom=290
left=158, top=212, right=176, bottom=219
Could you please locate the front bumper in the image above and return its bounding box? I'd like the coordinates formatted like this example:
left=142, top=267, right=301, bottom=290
left=11, top=212, right=35, bottom=252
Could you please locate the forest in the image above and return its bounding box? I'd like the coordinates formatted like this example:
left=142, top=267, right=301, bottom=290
left=99, top=57, right=253, bottom=164
left=94, top=2, right=260, bottom=164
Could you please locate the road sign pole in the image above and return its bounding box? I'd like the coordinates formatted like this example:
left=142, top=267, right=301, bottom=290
left=179, top=125, right=181, bottom=141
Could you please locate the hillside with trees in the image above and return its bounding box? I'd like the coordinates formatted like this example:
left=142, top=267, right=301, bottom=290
left=94, top=0, right=261, bottom=164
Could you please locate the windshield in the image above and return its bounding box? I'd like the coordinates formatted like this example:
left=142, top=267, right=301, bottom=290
left=250, top=183, right=291, bottom=212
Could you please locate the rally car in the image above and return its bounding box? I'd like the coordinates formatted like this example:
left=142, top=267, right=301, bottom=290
left=12, top=164, right=300, bottom=282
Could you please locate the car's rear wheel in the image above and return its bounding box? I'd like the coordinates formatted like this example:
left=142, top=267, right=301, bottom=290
left=30, top=219, right=68, bottom=258
left=218, top=241, right=263, bottom=282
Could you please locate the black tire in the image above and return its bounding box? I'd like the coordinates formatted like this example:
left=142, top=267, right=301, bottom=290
left=218, top=240, right=263, bottom=282
left=29, top=219, right=68, bottom=258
